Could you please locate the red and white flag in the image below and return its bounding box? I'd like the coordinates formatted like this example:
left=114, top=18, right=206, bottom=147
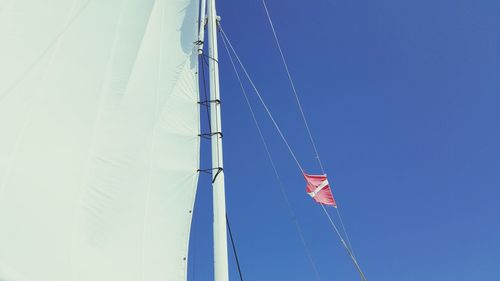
left=304, top=173, right=337, bottom=207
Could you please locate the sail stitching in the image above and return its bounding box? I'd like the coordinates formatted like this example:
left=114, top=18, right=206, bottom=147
left=71, top=0, right=131, bottom=278
left=0, top=0, right=83, bottom=203
left=141, top=1, right=166, bottom=280
left=0, top=0, right=93, bottom=101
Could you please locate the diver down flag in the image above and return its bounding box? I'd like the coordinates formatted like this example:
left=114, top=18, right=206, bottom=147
left=304, top=173, right=337, bottom=207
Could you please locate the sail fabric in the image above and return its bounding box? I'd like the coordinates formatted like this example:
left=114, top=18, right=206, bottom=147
left=304, top=173, right=337, bottom=207
left=0, top=0, right=200, bottom=281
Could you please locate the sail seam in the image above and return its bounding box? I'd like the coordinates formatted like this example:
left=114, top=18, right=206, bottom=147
left=70, top=1, right=129, bottom=280
left=140, top=1, right=166, bottom=280
left=0, top=0, right=93, bottom=101
left=0, top=0, right=81, bottom=203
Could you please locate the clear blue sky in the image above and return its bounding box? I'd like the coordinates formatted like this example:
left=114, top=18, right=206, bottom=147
left=189, top=0, right=500, bottom=280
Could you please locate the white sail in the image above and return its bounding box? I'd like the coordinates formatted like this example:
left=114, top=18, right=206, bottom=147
left=0, top=0, right=200, bottom=280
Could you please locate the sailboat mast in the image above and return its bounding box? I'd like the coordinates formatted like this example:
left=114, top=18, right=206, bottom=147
left=206, top=0, right=230, bottom=280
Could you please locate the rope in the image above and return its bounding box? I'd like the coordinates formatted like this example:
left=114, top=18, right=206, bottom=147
left=261, top=0, right=325, bottom=173
left=335, top=203, right=357, bottom=258
left=201, top=54, right=223, bottom=173
left=226, top=215, right=244, bottom=281
left=217, top=23, right=304, bottom=173
left=220, top=32, right=322, bottom=281
left=320, top=205, right=368, bottom=281
left=199, top=54, right=212, bottom=134
left=262, top=0, right=361, bottom=266
left=218, top=21, right=368, bottom=281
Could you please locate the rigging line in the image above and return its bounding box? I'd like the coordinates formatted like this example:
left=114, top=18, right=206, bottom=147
left=335, top=203, right=356, bottom=258
left=261, top=0, right=359, bottom=260
left=220, top=33, right=322, bottom=281
left=320, top=204, right=368, bottom=281
left=200, top=55, right=212, bottom=134
left=226, top=215, right=245, bottom=281
left=202, top=54, right=222, bottom=170
left=261, top=0, right=325, bottom=174
left=219, top=20, right=367, bottom=281
left=200, top=56, right=223, bottom=182
left=217, top=23, right=304, bottom=173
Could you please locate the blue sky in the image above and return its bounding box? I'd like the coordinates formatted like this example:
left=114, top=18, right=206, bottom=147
left=189, top=0, right=500, bottom=280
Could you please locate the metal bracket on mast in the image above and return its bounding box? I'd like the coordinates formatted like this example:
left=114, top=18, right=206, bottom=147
left=198, top=99, right=221, bottom=106
left=196, top=17, right=207, bottom=54
left=197, top=167, right=223, bottom=174
left=197, top=167, right=224, bottom=183
left=198, top=132, right=223, bottom=139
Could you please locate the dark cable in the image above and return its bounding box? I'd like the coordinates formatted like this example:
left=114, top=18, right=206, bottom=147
left=199, top=54, right=212, bottom=133
left=201, top=54, right=222, bottom=171
left=226, top=215, right=244, bottom=281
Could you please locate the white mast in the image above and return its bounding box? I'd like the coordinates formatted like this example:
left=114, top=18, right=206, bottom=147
left=197, top=0, right=207, bottom=54
left=206, top=0, right=230, bottom=281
